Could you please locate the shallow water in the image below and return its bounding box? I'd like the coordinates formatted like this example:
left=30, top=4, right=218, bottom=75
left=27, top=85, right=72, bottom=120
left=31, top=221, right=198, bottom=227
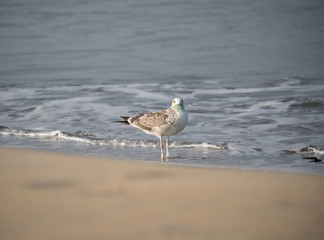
left=1, top=0, right=324, bottom=173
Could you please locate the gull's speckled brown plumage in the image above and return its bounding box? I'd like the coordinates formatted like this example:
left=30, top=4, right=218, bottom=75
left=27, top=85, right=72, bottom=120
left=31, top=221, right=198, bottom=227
left=118, top=98, right=188, bottom=160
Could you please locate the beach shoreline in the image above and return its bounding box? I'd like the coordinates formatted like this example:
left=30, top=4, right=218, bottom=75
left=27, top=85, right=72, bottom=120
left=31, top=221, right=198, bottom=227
left=0, top=147, right=323, bottom=240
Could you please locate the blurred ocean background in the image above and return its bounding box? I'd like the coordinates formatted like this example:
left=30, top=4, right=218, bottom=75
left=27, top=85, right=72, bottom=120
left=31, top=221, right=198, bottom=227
left=1, top=0, right=324, bottom=173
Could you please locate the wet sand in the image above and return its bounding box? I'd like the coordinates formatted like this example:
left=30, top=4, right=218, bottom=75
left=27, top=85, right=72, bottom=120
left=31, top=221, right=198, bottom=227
left=0, top=147, right=323, bottom=240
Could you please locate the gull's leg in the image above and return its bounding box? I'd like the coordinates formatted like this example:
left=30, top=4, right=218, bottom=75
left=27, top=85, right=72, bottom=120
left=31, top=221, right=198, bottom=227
left=166, top=136, right=170, bottom=160
left=159, top=136, right=164, bottom=161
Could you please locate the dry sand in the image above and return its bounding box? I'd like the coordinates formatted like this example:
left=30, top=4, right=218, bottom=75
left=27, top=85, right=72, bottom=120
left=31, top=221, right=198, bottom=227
left=0, top=147, right=323, bottom=240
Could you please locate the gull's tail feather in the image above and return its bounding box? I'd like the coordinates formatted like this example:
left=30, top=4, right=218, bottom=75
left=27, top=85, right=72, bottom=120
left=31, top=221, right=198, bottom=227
left=112, top=116, right=130, bottom=125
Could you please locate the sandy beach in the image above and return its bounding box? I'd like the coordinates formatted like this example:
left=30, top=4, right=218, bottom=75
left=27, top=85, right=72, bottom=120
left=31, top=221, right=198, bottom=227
left=0, top=147, right=323, bottom=240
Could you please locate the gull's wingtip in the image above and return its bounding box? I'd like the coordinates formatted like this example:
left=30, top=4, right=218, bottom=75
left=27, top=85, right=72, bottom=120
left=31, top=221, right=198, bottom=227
left=112, top=116, right=130, bottom=125
left=120, top=116, right=130, bottom=121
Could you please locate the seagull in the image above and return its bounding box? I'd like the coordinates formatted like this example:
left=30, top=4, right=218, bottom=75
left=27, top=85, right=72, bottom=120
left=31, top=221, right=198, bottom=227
left=117, top=98, right=188, bottom=160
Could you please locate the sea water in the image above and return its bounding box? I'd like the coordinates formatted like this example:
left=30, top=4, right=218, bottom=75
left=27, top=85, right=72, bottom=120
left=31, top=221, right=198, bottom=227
left=1, top=0, right=324, bottom=173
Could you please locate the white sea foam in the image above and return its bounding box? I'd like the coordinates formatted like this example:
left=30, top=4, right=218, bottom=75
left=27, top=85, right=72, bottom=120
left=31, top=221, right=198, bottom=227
left=0, top=128, right=94, bottom=143
left=288, top=145, right=324, bottom=160
left=0, top=127, right=227, bottom=151
left=303, top=146, right=324, bottom=159
left=170, top=142, right=228, bottom=151
left=244, top=100, right=292, bottom=116
left=192, top=79, right=324, bottom=97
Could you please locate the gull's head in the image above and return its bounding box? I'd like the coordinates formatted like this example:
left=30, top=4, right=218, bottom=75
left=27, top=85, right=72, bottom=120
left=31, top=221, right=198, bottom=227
left=171, top=98, right=184, bottom=110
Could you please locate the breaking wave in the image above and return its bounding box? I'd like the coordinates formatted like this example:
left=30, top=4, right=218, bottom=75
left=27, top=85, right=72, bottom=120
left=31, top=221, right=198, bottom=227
left=284, top=145, right=324, bottom=162
left=0, top=126, right=227, bottom=151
